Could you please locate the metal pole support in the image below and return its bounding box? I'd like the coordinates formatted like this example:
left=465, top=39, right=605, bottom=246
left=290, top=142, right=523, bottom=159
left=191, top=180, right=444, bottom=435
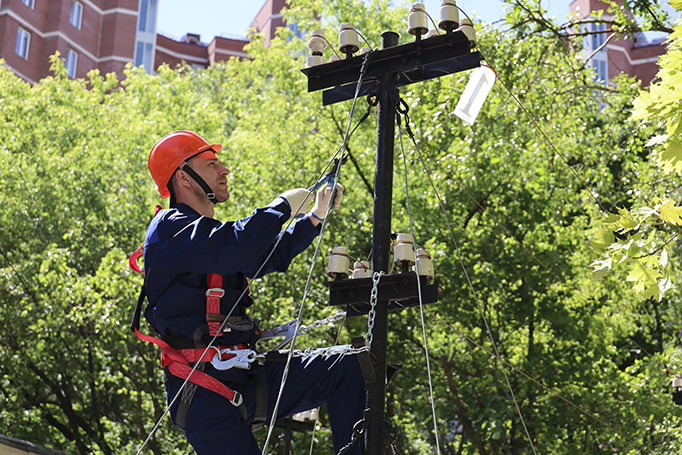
left=366, top=30, right=400, bottom=455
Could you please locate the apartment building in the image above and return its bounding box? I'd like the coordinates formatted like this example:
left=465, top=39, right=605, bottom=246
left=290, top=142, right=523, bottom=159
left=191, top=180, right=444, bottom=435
left=571, top=0, right=666, bottom=85
left=0, top=0, right=258, bottom=83
left=0, top=0, right=666, bottom=85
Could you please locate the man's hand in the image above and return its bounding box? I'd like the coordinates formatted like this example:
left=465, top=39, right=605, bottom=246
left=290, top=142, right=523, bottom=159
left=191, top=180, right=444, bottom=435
left=273, top=188, right=314, bottom=218
left=310, top=182, right=344, bottom=221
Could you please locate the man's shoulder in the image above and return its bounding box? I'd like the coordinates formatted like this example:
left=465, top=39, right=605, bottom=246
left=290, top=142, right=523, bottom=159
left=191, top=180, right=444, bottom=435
left=145, top=205, right=197, bottom=242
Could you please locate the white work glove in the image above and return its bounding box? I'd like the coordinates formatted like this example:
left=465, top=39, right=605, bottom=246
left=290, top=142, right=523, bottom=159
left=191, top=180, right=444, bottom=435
left=310, top=182, right=344, bottom=221
left=274, top=188, right=314, bottom=218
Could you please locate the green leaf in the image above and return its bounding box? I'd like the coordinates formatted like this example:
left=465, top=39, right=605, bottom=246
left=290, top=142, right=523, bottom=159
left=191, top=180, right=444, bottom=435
left=590, top=228, right=615, bottom=253
left=627, top=260, right=661, bottom=300
left=660, top=137, right=682, bottom=174
left=590, top=256, right=613, bottom=278
left=658, top=199, right=682, bottom=225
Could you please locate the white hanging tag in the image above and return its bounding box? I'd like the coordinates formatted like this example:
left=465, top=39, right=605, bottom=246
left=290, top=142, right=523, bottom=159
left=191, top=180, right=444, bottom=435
left=454, top=65, right=496, bottom=126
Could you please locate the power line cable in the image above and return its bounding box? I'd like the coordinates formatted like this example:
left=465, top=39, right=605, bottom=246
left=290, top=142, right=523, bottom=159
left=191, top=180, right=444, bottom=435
left=425, top=307, right=640, bottom=447
left=456, top=6, right=609, bottom=213
left=399, top=119, right=644, bottom=449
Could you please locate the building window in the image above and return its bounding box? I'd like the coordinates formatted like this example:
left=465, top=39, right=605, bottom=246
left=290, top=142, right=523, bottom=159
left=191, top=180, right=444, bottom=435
left=137, top=0, right=158, bottom=33
left=135, top=0, right=158, bottom=73
left=134, top=41, right=154, bottom=70
left=15, top=27, right=31, bottom=59
left=65, top=48, right=78, bottom=78
left=587, top=21, right=608, bottom=83
left=21, top=0, right=35, bottom=9
left=591, top=22, right=606, bottom=50
left=70, top=1, right=83, bottom=29
left=591, top=58, right=608, bottom=82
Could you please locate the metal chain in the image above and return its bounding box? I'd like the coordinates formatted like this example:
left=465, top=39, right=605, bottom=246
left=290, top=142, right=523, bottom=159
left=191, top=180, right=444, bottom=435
left=298, top=311, right=346, bottom=335
left=381, top=419, right=403, bottom=455
left=365, top=271, right=385, bottom=347
left=291, top=344, right=368, bottom=360
left=337, top=409, right=371, bottom=455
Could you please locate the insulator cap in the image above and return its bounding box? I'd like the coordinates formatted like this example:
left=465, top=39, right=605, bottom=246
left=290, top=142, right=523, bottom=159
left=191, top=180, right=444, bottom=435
left=329, top=54, right=342, bottom=63
left=407, top=3, right=429, bottom=36
left=393, top=233, right=416, bottom=268
left=339, top=23, right=360, bottom=55
left=438, top=0, right=459, bottom=31
left=426, top=29, right=439, bottom=39
left=307, top=29, right=327, bottom=55
left=306, top=55, right=326, bottom=67
left=359, top=46, right=371, bottom=55
left=414, top=248, right=435, bottom=281
left=459, top=18, right=476, bottom=48
left=673, top=377, right=682, bottom=388
left=327, top=246, right=350, bottom=280
left=352, top=260, right=371, bottom=279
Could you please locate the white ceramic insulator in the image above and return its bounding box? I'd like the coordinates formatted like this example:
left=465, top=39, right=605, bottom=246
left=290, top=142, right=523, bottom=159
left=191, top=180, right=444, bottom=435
left=414, top=248, right=435, bottom=281
left=338, top=23, right=360, bottom=55
left=308, top=29, right=328, bottom=55
left=359, top=46, right=371, bottom=55
left=673, top=377, right=682, bottom=388
left=426, top=29, right=439, bottom=39
left=306, top=55, right=326, bottom=68
left=460, top=18, right=476, bottom=47
left=393, top=233, right=416, bottom=267
left=327, top=246, right=350, bottom=279
left=329, top=54, right=342, bottom=63
left=352, top=260, right=372, bottom=279
left=438, top=0, right=460, bottom=30
left=408, top=3, right=429, bottom=36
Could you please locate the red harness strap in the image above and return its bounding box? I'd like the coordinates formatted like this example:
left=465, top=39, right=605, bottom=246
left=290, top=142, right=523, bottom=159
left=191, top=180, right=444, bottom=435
left=133, top=328, right=243, bottom=407
left=129, top=204, right=244, bottom=408
left=206, top=273, right=224, bottom=336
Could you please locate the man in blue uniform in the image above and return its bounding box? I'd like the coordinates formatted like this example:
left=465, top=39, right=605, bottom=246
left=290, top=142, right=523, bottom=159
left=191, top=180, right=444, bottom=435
left=142, top=130, right=364, bottom=454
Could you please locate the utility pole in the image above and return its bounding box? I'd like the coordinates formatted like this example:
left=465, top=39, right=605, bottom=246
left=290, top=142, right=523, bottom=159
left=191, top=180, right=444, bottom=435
left=302, top=8, right=481, bottom=452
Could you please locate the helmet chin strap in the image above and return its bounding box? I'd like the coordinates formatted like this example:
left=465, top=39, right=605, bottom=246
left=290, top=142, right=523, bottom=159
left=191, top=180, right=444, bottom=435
left=179, top=162, right=217, bottom=204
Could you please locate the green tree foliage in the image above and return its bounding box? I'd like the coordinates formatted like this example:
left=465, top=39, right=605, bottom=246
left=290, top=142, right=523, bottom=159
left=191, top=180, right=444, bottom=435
left=1, top=0, right=681, bottom=454
left=590, top=0, right=682, bottom=302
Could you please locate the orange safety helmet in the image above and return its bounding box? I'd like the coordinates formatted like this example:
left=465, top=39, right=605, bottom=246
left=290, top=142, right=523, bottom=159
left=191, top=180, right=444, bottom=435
left=148, top=130, right=223, bottom=198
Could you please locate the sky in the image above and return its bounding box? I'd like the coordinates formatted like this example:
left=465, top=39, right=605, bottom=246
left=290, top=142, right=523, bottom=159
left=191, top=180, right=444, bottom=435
left=156, top=0, right=569, bottom=43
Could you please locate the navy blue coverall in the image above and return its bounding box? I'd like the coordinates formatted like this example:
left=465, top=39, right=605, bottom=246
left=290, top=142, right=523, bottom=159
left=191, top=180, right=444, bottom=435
left=143, top=200, right=364, bottom=454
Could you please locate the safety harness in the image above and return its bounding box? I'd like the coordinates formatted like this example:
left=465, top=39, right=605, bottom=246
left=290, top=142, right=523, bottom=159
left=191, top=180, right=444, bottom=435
left=128, top=205, right=268, bottom=435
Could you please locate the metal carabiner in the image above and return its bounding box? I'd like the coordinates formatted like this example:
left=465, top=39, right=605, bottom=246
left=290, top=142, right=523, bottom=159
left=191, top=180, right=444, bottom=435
left=211, top=349, right=259, bottom=371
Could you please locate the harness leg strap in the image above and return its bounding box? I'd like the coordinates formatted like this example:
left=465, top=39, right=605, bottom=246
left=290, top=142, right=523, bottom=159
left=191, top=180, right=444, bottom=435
left=251, top=366, right=269, bottom=432
left=351, top=337, right=378, bottom=392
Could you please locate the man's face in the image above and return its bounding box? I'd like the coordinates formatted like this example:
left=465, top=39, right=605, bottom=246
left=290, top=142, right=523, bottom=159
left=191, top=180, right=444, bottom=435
left=186, top=150, right=231, bottom=202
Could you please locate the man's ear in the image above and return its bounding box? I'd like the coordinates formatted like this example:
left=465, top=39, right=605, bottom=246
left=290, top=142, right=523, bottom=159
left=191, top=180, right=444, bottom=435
left=174, top=168, right=193, bottom=190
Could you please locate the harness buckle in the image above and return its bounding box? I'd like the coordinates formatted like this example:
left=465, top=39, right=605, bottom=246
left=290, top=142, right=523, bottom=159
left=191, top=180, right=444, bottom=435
left=230, top=390, right=243, bottom=407
left=205, top=287, right=225, bottom=298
